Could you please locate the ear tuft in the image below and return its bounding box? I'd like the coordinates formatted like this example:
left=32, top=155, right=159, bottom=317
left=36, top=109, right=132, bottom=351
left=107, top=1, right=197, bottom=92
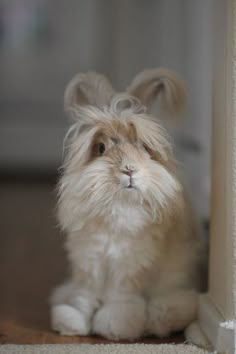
left=64, top=72, right=114, bottom=113
left=127, top=68, right=187, bottom=118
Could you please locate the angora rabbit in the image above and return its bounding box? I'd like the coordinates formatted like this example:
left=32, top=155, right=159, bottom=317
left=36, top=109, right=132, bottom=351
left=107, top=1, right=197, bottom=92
left=51, top=69, right=206, bottom=341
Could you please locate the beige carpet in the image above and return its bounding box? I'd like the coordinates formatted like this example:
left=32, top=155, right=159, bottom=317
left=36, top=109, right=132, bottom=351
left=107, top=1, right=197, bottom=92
left=0, top=344, right=210, bottom=354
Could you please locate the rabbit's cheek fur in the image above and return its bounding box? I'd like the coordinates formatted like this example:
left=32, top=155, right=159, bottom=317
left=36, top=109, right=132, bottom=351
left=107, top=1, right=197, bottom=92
left=147, top=163, right=181, bottom=201
left=123, top=162, right=181, bottom=210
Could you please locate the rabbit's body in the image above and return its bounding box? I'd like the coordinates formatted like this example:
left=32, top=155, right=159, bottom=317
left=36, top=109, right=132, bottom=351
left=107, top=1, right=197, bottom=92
left=51, top=69, right=206, bottom=340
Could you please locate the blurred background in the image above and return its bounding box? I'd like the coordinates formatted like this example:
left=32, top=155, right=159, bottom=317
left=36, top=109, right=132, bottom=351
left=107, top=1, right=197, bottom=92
left=0, top=0, right=213, bottom=343
left=0, top=0, right=213, bottom=220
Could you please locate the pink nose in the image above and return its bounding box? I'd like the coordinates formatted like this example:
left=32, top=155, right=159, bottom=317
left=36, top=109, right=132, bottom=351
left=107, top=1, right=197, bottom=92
left=122, top=166, right=135, bottom=176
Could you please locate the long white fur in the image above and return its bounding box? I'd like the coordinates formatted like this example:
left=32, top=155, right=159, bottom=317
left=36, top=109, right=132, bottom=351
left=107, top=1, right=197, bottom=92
left=50, top=69, right=206, bottom=341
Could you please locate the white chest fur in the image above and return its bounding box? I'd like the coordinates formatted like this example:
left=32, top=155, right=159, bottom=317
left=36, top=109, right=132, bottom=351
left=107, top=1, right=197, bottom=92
left=107, top=203, right=151, bottom=235
left=67, top=205, right=161, bottom=294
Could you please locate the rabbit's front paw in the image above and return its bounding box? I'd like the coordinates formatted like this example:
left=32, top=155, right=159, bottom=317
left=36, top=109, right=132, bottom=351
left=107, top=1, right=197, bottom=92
left=51, top=304, right=90, bottom=336
left=92, top=298, right=146, bottom=340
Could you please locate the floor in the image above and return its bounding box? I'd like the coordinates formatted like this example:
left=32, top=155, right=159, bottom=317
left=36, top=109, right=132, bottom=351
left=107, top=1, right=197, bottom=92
left=0, top=177, right=185, bottom=345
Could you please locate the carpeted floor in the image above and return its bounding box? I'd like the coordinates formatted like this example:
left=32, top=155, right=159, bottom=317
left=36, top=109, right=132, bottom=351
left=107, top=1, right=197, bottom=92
left=0, top=344, right=210, bottom=354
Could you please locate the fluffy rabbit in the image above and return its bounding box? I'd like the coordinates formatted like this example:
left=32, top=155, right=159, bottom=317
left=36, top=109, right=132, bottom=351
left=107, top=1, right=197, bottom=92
left=50, top=69, right=206, bottom=341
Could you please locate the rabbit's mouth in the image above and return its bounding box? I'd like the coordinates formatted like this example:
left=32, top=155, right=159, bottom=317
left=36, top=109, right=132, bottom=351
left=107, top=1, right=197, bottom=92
left=126, top=178, right=136, bottom=189
left=124, top=177, right=136, bottom=189
left=125, top=183, right=138, bottom=191
left=120, top=171, right=137, bottom=190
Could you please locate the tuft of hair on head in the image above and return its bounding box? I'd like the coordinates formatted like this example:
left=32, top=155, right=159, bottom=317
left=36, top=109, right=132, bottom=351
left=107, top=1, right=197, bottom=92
left=64, top=71, right=114, bottom=117
left=127, top=68, right=187, bottom=119
left=108, top=93, right=146, bottom=116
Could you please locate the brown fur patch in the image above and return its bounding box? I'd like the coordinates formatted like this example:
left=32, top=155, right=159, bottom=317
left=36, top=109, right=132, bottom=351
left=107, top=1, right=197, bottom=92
left=90, top=121, right=138, bottom=158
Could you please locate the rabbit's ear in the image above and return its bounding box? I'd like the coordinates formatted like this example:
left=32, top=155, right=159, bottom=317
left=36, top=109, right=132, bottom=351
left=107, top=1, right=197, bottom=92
left=64, top=72, right=114, bottom=112
left=127, top=68, right=187, bottom=117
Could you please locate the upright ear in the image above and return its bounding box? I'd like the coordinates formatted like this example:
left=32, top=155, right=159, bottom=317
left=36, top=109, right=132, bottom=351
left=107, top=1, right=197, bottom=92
left=127, top=68, right=187, bottom=117
left=64, top=72, right=114, bottom=112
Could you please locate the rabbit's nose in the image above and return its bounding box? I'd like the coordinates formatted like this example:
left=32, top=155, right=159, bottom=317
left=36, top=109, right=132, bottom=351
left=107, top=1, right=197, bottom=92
left=123, top=169, right=133, bottom=177
left=122, top=165, right=136, bottom=176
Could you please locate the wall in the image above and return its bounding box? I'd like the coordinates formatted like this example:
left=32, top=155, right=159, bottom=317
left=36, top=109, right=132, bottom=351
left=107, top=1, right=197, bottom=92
left=209, top=0, right=236, bottom=320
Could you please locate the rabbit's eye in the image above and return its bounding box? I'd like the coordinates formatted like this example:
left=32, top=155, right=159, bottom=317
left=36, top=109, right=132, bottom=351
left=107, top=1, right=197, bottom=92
left=98, top=143, right=106, bottom=155
left=143, top=143, right=150, bottom=153
left=143, top=143, right=153, bottom=157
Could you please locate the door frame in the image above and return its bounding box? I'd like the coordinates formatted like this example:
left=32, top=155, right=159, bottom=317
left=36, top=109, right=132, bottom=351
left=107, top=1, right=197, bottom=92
left=192, top=0, right=236, bottom=352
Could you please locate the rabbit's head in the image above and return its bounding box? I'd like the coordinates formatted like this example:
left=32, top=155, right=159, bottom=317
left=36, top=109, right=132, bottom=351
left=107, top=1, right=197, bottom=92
left=58, top=69, right=186, bottom=232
